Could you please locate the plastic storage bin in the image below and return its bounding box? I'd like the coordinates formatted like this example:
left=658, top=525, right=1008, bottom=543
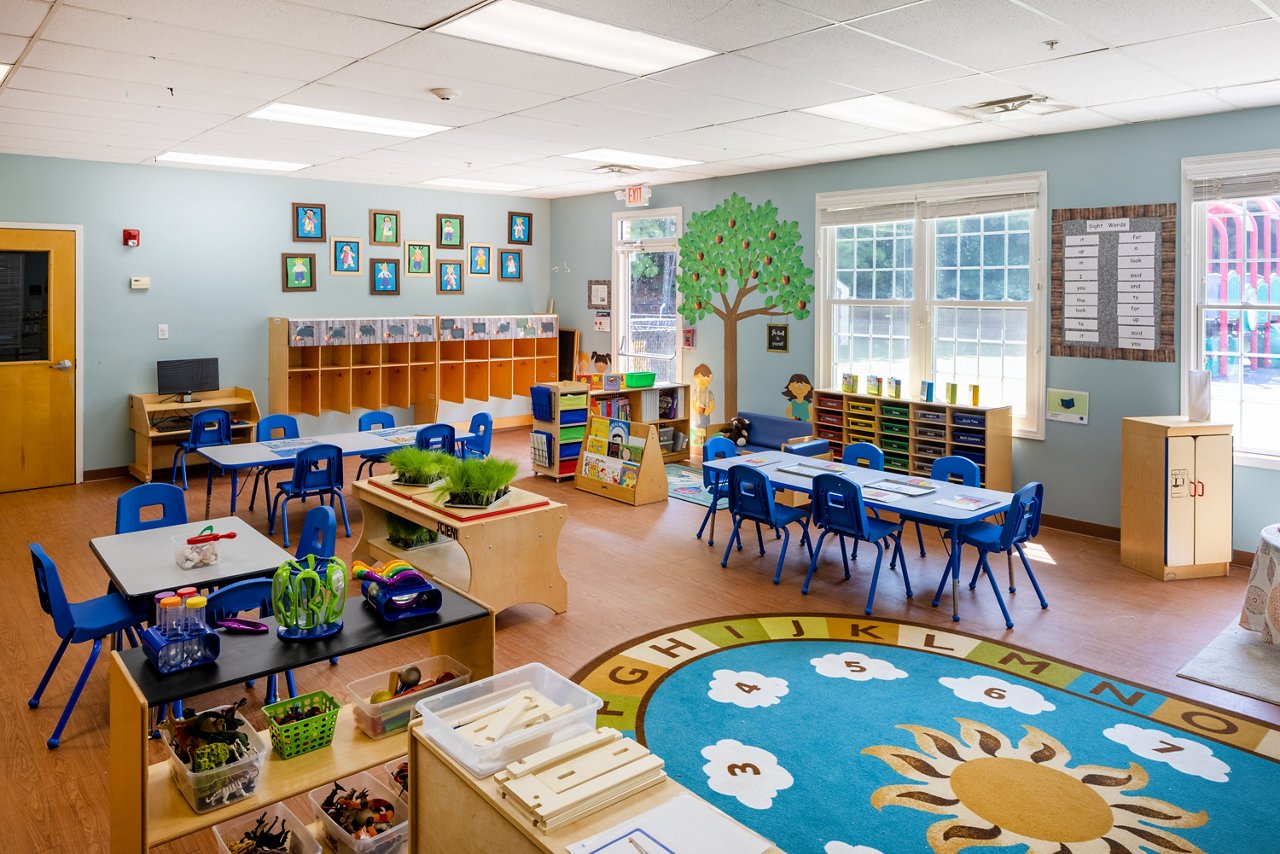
left=417, top=662, right=602, bottom=777
left=213, top=801, right=320, bottom=854
left=164, top=710, right=268, bottom=813
left=309, top=771, right=409, bottom=854
left=347, top=655, right=471, bottom=739
left=263, top=690, right=340, bottom=759
left=624, top=371, right=656, bottom=388
left=384, top=756, right=409, bottom=799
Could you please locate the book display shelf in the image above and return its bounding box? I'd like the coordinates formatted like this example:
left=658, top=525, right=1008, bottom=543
left=811, top=389, right=1012, bottom=491
left=530, top=381, right=590, bottom=481
left=588, top=382, right=691, bottom=465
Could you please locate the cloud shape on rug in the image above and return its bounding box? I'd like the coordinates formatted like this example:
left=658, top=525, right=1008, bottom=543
left=701, top=739, right=794, bottom=809
left=811, top=651, right=907, bottom=682
left=825, top=843, right=885, bottom=854
left=1103, top=723, right=1230, bottom=782
left=707, top=669, right=789, bottom=708
left=938, top=675, right=1056, bottom=715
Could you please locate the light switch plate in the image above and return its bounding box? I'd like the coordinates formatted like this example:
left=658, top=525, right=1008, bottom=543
left=157, top=324, right=169, bottom=340
left=130, top=276, right=150, bottom=290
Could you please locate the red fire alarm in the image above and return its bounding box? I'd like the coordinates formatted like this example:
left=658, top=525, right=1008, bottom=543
left=123, top=228, right=140, bottom=247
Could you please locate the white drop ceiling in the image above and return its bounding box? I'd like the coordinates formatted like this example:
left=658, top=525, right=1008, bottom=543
left=0, top=0, right=1277, bottom=198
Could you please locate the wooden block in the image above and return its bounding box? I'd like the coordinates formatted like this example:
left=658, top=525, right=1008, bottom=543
left=499, top=728, right=621, bottom=781
left=441, top=684, right=535, bottom=728
left=536, top=768, right=667, bottom=831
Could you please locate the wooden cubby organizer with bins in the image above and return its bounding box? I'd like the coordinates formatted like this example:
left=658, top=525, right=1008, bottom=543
left=587, top=382, right=691, bottom=465
left=529, top=380, right=590, bottom=481
left=811, top=389, right=1012, bottom=491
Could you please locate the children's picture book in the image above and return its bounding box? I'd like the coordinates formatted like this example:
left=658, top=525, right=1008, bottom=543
left=585, top=436, right=608, bottom=456
left=737, top=456, right=773, bottom=467
left=619, top=442, right=644, bottom=463
left=868, top=478, right=937, bottom=497
left=608, top=419, right=629, bottom=445
left=619, top=463, right=640, bottom=488
left=935, top=494, right=1000, bottom=511
left=589, top=418, right=609, bottom=439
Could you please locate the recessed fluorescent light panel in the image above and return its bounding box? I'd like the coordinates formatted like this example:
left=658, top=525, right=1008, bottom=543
left=804, top=95, right=972, bottom=133
left=437, top=0, right=717, bottom=75
left=156, top=152, right=310, bottom=172
left=248, top=103, right=451, bottom=138
left=0, top=64, right=10, bottom=84
left=422, top=177, right=534, bottom=192
left=563, top=148, right=700, bottom=170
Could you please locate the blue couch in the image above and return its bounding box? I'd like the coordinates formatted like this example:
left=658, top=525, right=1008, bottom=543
left=730, top=411, right=828, bottom=457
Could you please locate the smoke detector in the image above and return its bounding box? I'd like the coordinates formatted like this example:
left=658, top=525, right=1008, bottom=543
left=430, top=87, right=460, bottom=101
left=960, top=94, right=1072, bottom=121
left=592, top=163, right=641, bottom=175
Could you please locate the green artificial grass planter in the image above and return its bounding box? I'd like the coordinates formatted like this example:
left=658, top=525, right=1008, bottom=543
left=430, top=456, right=519, bottom=507
left=385, top=447, right=456, bottom=486
left=386, top=512, right=440, bottom=550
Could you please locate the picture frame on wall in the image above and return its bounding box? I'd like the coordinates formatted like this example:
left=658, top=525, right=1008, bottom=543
left=508, top=211, right=532, bottom=245
left=292, top=203, right=326, bottom=242
left=438, top=260, right=464, bottom=294
left=437, top=213, right=464, bottom=249
left=370, top=209, right=400, bottom=246
left=468, top=243, right=493, bottom=277
left=370, top=258, right=400, bottom=295
left=682, top=327, right=696, bottom=349
left=404, top=241, right=431, bottom=277
left=498, top=248, right=523, bottom=282
left=766, top=322, right=789, bottom=353
left=330, top=237, right=362, bottom=275
left=282, top=253, right=317, bottom=292
left=587, top=278, right=611, bottom=310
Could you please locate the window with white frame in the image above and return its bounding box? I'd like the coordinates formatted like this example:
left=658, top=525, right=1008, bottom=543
left=1183, top=150, right=1280, bottom=460
left=815, top=174, right=1047, bottom=438
left=611, top=207, right=682, bottom=383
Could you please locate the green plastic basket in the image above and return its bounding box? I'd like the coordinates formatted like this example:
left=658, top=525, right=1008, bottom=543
left=263, top=690, right=339, bottom=760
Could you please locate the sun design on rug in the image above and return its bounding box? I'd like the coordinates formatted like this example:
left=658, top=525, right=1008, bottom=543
left=863, top=718, right=1208, bottom=854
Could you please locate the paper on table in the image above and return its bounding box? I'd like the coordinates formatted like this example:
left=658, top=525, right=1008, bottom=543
left=861, top=487, right=902, bottom=503
left=868, top=478, right=936, bottom=496
left=566, top=794, right=769, bottom=854
left=935, top=494, right=999, bottom=511
left=736, top=456, right=773, bottom=467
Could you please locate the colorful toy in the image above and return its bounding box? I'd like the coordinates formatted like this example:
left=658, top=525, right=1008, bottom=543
left=390, top=761, right=409, bottom=798
left=271, top=555, right=347, bottom=641
left=165, top=700, right=261, bottom=810
left=351, top=559, right=443, bottom=622
left=224, top=811, right=293, bottom=854
left=321, top=782, right=398, bottom=839
left=725, top=415, right=751, bottom=447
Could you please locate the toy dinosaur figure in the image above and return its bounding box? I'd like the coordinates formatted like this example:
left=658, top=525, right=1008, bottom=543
left=225, top=810, right=292, bottom=854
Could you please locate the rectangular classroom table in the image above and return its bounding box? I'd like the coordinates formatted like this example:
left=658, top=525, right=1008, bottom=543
left=703, top=450, right=1014, bottom=621
left=90, top=515, right=293, bottom=599
left=108, top=581, right=494, bottom=852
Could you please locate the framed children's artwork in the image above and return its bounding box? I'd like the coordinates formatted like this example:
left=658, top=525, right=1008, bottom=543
left=330, top=237, right=362, bottom=275
left=468, top=243, right=493, bottom=277
left=437, top=260, right=464, bottom=294
left=292, top=203, right=326, bottom=242
left=404, top=241, right=432, bottom=277
left=498, top=248, right=523, bottom=282
left=508, top=211, right=532, bottom=245
left=281, top=253, right=316, bottom=292
left=436, top=213, right=464, bottom=249
left=369, top=258, right=400, bottom=295
left=587, top=279, right=611, bottom=310
left=370, top=209, right=400, bottom=246
left=682, top=327, right=696, bottom=349
left=766, top=322, right=789, bottom=353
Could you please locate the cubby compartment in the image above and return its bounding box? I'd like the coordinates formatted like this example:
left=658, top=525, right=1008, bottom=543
left=440, top=340, right=465, bottom=363
left=464, top=340, right=489, bottom=361
left=514, top=338, right=537, bottom=359
left=289, top=370, right=321, bottom=417
left=409, top=342, right=436, bottom=364
left=289, top=346, right=320, bottom=370
left=513, top=359, right=537, bottom=397
left=321, top=368, right=352, bottom=413
left=535, top=357, right=557, bottom=383
left=916, top=407, right=947, bottom=423
left=439, top=362, right=465, bottom=405
left=535, top=337, right=557, bottom=357
left=352, top=367, right=382, bottom=411
left=352, top=344, right=382, bottom=368
left=815, top=393, right=844, bottom=410
left=410, top=365, right=437, bottom=418
left=489, top=339, right=513, bottom=360
left=381, top=365, right=410, bottom=410
left=319, top=345, right=351, bottom=369
left=464, top=361, right=490, bottom=402
left=952, top=411, right=987, bottom=429
left=489, top=359, right=513, bottom=399
left=383, top=342, right=409, bottom=366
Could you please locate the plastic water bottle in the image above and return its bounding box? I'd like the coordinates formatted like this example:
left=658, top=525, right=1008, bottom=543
left=183, top=596, right=209, bottom=666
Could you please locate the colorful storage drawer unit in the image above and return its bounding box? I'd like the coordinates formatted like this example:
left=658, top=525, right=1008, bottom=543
left=881, top=420, right=910, bottom=435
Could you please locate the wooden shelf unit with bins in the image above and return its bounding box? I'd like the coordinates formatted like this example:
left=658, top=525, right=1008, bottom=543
left=811, top=389, right=1012, bottom=491
left=268, top=316, right=439, bottom=422
left=574, top=415, right=668, bottom=505
left=127, top=387, right=260, bottom=483
left=436, top=314, right=559, bottom=406
left=530, top=381, right=590, bottom=480
left=588, top=382, right=691, bottom=465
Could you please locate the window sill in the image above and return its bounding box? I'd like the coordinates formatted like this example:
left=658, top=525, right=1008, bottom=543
left=1234, top=451, right=1280, bottom=472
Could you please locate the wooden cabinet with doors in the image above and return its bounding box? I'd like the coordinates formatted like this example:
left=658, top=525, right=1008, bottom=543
left=1121, top=416, right=1233, bottom=580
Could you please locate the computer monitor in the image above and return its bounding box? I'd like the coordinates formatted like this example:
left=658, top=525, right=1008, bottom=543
left=157, top=358, right=220, bottom=398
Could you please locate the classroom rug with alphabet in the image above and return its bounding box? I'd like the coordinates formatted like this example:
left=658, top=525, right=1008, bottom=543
left=574, top=614, right=1280, bottom=854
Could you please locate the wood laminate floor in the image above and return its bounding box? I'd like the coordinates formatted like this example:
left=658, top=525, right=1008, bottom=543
left=1, top=430, right=1272, bottom=853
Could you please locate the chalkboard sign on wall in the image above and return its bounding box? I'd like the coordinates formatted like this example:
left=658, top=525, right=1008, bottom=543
left=767, top=323, right=789, bottom=353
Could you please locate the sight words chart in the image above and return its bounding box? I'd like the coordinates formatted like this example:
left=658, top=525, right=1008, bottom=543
left=1051, top=204, right=1175, bottom=363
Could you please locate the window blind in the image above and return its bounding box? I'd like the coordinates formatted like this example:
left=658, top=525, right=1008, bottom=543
left=1191, top=171, right=1280, bottom=202
left=820, top=187, right=1039, bottom=227
left=820, top=201, right=916, bottom=227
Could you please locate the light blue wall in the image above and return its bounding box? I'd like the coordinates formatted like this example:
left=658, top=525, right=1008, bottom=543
left=550, top=106, right=1280, bottom=550
left=0, top=153, right=550, bottom=472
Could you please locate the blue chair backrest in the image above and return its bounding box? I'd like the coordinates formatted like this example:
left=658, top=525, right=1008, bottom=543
left=256, top=413, right=299, bottom=441
left=290, top=443, right=343, bottom=492
left=999, top=482, right=1044, bottom=548
left=467, top=412, right=494, bottom=456
left=702, top=436, right=737, bottom=488
left=727, top=465, right=777, bottom=527
left=116, top=482, right=188, bottom=534
left=930, top=456, right=981, bottom=487
left=417, top=423, right=456, bottom=453
left=842, top=442, right=885, bottom=470
left=296, top=505, right=337, bottom=560
left=205, top=578, right=274, bottom=623
left=358, top=410, right=395, bottom=432
left=30, top=544, right=74, bottom=636
left=189, top=409, right=232, bottom=448
left=811, top=474, right=869, bottom=538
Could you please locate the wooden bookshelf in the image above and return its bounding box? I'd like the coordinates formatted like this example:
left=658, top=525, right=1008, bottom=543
left=574, top=415, right=667, bottom=506
left=588, top=382, right=691, bottom=464
left=127, top=387, right=260, bottom=482
left=530, top=381, right=589, bottom=481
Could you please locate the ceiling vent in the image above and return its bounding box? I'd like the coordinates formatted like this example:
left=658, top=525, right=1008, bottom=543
left=960, top=94, right=1072, bottom=120
left=592, top=163, right=642, bottom=175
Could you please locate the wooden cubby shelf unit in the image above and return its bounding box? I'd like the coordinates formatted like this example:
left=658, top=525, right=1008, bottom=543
left=588, top=382, right=692, bottom=465
left=530, top=381, right=590, bottom=481
left=811, top=389, right=1012, bottom=491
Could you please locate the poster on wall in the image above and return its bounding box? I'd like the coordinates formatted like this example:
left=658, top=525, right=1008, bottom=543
left=1046, top=388, right=1089, bottom=424
left=1050, top=204, right=1175, bottom=362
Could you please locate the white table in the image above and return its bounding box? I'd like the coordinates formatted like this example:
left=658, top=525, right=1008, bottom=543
left=1240, top=524, right=1280, bottom=643
left=703, top=450, right=1013, bottom=621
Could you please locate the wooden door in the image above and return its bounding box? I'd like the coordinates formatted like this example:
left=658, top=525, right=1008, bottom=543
left=0, top=228, right=76, bottom=491
left=1164, top=435, right=1196, bottom=567
left=1193, top=433, right=1233, bottom=564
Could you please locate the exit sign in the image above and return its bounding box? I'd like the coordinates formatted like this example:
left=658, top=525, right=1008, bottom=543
left=625, top=185, right=650, bottom=207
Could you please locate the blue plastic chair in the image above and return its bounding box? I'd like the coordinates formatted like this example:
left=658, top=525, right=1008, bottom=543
left=116, top=482, right=188, bottom=534
left=456, top=412, right=494, bottom=459
left=205, top=579, right=296, bottom=705
left=28, top=544, right=147, bottom=748
left=720, top=464, right=813, bottom=584
left=269, top=444, right=351, bottom=548
left=249, top=414, right=300, bottom=512
left=841, top=442, right=884, bottom=470
left=949, top=481, right=1048, bottom=629
left=170, top=408, right=231, bottom=490
left=355, top=410, right=396, bottom=480
left=802, top=475, right=912, bottom=614
left=416, top=423, right=457, bottom=454
left=695, top=436, right=737, bottom=547
left=911, top=456, right=984, bottom=558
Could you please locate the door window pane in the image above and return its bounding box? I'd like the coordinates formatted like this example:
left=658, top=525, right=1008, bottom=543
left=0, top=251, right=50, bottom=362
left=620, top=249, right=678, bottom=382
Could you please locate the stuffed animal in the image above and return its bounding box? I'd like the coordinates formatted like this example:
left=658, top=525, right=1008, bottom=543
left=725, top=416, right=751, bottom=448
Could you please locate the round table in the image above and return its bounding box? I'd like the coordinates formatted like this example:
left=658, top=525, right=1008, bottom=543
left=1240, top=524, right=1280, bottom=643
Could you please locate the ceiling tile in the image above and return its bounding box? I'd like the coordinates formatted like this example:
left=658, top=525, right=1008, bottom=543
left=424, top=126, right=582, bottom=158
left=722, top=111, right=892, bottom=143
left=659, top=125, right=808, bottom=155
left=513, top=99, right=705, bottom=137
left=176, top=128, right=368, bottom=160
left=7, top=67, right=259, bottom=116
left=887, top=74, right=1041, bottom=110
left=910, top=121, right=1029, bottom=145
left=997, top=48, right=1190, bottom=105
left=0, top=137, right=156, bottom=162
left=290, top=164, right=418, bottom=185
left=383, top=137, right=530, bottom=167
left=718, top=153, right=819, bottom=170
left=1, top=0, right=50, bottom=38
left=738, top=23, right=972, bottom=92
left=463, top=114, right=641, bottom=147
left=652, top=53, right=867, bottom=110
left=351, top=149, right=483, bottom=173
left=0, top=33, right=29, bottom=63
left=996, top=107, right=1124, bottom=134
left=0, top=119, right=175, bottom=150
left=1093, top=91, right=1235, bottom=123
left=849, top=134, right=943, bottom=155
left=1216, top=79, right=1280, bottom=110
left=598, top=136, right=757, bottom=163
left=852, top=0, right=1104, bottom=72
left=321, top=62, right=560, bottom=115
left=0, top=105, right=195, bottom=142
left=0, top=88, right=227, bottom=129
left=1121, top=21, right=1280, bottom=89
left=577, top=79, right=779, bottom=124
left=288, top=0, right=472, bottom=28
left=212, top=116, right=438, bottom=149
left=1018, top=0, right=1268, bottom=47
left=273, top=82, right=500, bottom=129
left=776, top=0, right=921, bottom=23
